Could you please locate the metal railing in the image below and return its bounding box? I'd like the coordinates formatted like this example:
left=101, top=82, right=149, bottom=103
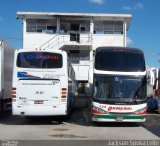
left=39, top=33, right=59, bottom=49
left=39, top=33, right=93, bottom=50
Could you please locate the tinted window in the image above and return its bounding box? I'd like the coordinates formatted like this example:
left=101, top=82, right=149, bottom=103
left=17, top=52, right=62, bottom=68
left=95, top=50, right=145, bottom=72
left=93, top=74, right=146, bottom=102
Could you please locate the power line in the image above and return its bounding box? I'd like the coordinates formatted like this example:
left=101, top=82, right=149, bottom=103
left=0, top=36, right=22, bottom=41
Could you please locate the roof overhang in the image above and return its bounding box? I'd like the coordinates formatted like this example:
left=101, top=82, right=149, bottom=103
left=16, top=12, right=132, bottom=30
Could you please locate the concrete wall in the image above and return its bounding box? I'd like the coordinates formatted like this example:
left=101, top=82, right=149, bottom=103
left=23, top=33, right=56, bottom=49
left=23, top=33, right=124, bottom=49
left=92, top=34, right=124, bottom=50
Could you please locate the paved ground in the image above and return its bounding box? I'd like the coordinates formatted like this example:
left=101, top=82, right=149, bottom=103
left=1, top=111, right=160, bottom=140
left=0, top=96, right=159, bottom=145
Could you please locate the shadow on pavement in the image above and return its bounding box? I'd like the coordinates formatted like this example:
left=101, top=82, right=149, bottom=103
left=0, top=96, right=138, bottom=128
left=1, top=96, right=159, bottom=133
left=0, top=114, right=67, bottom=125
left=141, top=114, right=160, bottom=138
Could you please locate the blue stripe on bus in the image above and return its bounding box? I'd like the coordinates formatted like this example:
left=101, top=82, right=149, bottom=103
left=17, top=72, right=40, bottom=78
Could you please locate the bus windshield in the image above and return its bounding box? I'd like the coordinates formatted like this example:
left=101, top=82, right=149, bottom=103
left=93, top=74, right=146, bottom=103
left=17, top=52, right=63, bottom=69
left=95, top=49, right=145, bottom=72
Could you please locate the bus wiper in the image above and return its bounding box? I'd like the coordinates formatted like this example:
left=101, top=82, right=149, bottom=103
left=132, top=97, right=141, bottom=103
left=132, top=98, right=138, bottom=103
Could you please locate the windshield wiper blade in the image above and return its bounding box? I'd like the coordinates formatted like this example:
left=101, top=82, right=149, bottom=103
left=132, top=97, right=142, bottom=103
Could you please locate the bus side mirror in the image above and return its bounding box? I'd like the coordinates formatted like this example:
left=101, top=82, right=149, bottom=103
left=147, top=70, right=155, bottom=86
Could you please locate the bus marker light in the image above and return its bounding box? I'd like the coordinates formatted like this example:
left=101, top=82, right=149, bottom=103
left=61, top=99, right=66, bottom=102
left=12, top=99, right=16, bottom=102
left=12, top=95, right=16, bottom=98
left=12, top=91, right=16, bottom=94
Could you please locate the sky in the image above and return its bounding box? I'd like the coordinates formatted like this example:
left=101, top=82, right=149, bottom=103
left=0, top=0, right=160, bottom=68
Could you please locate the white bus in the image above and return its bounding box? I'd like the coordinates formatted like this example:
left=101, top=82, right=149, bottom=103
left=12, top=49, right=77, bottom=116
left=92, top=47, right=147, bottom=122
left=153, top=68, right=160, bottom=96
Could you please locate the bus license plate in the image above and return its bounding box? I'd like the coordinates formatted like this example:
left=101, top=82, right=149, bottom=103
left=34, top=100, right=44, bottom=104
left=116, top=116, right=123, bottom=122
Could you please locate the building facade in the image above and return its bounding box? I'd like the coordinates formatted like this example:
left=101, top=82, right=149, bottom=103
left=17, top=12, right=132, bottom=82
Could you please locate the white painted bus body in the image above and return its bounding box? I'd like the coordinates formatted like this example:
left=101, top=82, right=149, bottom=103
left=12, top=49, right=76, bottom=116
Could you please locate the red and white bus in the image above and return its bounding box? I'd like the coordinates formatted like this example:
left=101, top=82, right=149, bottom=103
left=92, top=47, right=147, bottom=122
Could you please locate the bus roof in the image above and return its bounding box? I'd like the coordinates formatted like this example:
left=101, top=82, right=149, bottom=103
left=16, top=49, right=66, bottom=54
left=95, top=47, right=144, bottom=55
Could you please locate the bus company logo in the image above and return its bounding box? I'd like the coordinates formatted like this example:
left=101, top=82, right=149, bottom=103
left=108, top=106, right=132, bottom=111
left=20, top=54, right=59, bottom=60
left=115, top=76, right=120, bottom=81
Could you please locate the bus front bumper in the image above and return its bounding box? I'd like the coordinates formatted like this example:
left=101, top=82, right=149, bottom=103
left=12, top=104, right=67, bottom=116
left=92, top=114, right=146, bottom=122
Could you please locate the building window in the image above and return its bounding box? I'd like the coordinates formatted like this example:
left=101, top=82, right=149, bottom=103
left=60, top=19, right=90, bottom=34
left=26, top=19, right=57, bottom=33
left=94, top=21, right=123, bottom=34
left=68, top=50, right=90, bottom=64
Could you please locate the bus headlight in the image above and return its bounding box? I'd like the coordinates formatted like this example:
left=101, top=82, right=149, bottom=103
left=92, top=106, right=108, bottom=114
